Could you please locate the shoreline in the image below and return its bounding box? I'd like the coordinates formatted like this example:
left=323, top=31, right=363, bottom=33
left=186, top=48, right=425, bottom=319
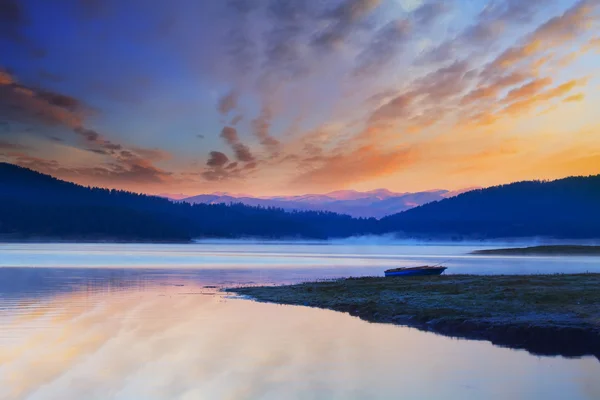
left=228, top=274, right=600, bottom=360
left=472, top=245, right=600, bottom=256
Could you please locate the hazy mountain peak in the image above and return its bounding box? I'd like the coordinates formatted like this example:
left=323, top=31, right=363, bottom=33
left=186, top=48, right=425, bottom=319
left=182, top=188, right=472, bottom=218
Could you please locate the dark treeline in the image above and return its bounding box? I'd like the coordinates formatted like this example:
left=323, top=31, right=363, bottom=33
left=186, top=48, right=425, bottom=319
left=379, top=175, right=600, bottom=239
left=1, top=163, right=600, bottom=241
left=0, top=163, right=376, bottom=241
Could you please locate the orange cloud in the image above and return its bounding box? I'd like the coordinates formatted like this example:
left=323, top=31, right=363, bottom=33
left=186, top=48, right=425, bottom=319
left=0, top=69, right=15, bottom=85
left=460, top=71, right=531, bottom=106
left=503, top=77, right=553, bottom=103
left=501, top=78, right=587, bottom=117
left=531, top=54, right=555, bottom=75
left=0, top=73, right=82, bottom=128
left=494, top=39, right=542, bottom=69
left=563, top=93, right=586, bottom=103
left=539, top=78, right=588, bottom=101
left=484, top=1, right=599, bottom=75
left=292, top=145, right=417, bottom=189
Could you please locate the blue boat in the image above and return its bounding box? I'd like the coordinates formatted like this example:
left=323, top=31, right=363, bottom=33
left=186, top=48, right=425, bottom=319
left=384, top=266, right=447, bottom=277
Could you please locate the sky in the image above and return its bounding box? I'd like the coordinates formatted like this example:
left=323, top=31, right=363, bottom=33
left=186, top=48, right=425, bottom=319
left=1, top=0, right=599, bottom=197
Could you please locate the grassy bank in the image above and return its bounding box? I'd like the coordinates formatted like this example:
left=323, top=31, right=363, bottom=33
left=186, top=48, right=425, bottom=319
left=229, top=274, right=600, bottom=359
left=472, top=245, right=600, bottom=256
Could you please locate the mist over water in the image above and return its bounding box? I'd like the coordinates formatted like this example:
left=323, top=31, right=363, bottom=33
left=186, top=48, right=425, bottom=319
left=2, top=240, right=599, bottom=274
left=1, top=242, right=600, bottom=399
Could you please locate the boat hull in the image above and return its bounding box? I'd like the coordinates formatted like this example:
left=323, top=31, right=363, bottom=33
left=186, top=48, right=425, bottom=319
left=384, top=267, right=447, bottom=277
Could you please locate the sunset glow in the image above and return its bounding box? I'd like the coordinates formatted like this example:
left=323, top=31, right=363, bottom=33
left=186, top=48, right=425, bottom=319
left=1, top=0, right=599, bottom=196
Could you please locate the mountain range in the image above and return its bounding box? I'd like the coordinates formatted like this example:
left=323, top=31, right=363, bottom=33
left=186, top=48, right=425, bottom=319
left=0, top=163, right=374, bottom=241
left=178, top=188, right=475, bottom=219
left=2, top=162, right=599, bottom=241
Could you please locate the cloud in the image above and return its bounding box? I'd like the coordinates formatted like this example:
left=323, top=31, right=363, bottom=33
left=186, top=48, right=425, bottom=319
left=35, top=89, right=82, bottom=111
left=201, top=168, right=234, bottom=182
left=417, top=0, right=550, bottom=65
left=584, top=36, right=600, bottom=52
left=251, top=106, right=280, bottom=153
left=201, top=152, right=244, bottom=181
left=0, top=69, right=175, bottom=187
left=464, top=76, right=588, bottom=127
left=292, top=145, right=416, bottom=188
left=223, top=0, right=259, bottom=78
left=3, top=0, right=598, bottom=194
left=230, top=115, right=243, bottom=125
left=0, top=139, right=27, bottom=151
left=412, top=2, right=448, bottom=26
left=538, top=78, right=588, bottom=101
left=311, top=0, right=382, bottom=52
left=480, top=0, right=551, bottom=24
left=0, top=71, right=121, bottom=156
left=73, top=127, right=124, bottom=154
left=460, top=71, right=530, bottom=105
left=0, top=70, right=83, bottom=128
left=217, top=90, right=238, bottom=115
left=503, top=77, right=553, bottom=103
left=0, top=69, right=15, bottom=85
left=220, top=126, right=255, bottom=162
left=5, top=150, right=173, bottom=186
left=448, top=1, right=600, bottom=129
left=369, top=60, right=470, bottom=124
left=484, top=0, right=599, bottom=75
left=233, top=144, right=254, bottom=163
left=202, top=125, right=258, bottom=182
left=563, top=93, right=585, bottom=102
left=501, top=77, right=588, bottom=116
left=353, top=19, right=412, bottom=76
left=260, top=1, right=315, bottom=81
left=206, top=151, right=229, bottom=167
left=530, top=0, right=598, bottom=43
left=73, top=127, right=100, bottom=142
left=369, top=91, right=417, bottom=123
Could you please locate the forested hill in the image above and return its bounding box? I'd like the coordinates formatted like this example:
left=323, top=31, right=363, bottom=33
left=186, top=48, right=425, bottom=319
left=0, top=163, right=376, bottom=241
left=379, top=175, right=600, bottom=239
left=2, top=163, right=600, bottom=241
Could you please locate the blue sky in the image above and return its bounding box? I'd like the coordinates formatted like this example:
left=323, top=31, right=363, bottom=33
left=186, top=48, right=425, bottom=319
left=1, top=0, right=599, bottom=195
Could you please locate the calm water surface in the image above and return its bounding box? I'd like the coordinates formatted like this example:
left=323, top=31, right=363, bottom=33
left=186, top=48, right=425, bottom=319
left=1, top=242, right=599, bottom=399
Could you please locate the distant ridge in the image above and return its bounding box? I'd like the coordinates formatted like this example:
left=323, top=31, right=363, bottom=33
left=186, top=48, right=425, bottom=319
left=2, top=162, right=599, bottom=241
left=379, top=175, right=600, bottom=239
left=181, top=188, right=463, bottom=219
left=0, top=163, right=374, bottom=241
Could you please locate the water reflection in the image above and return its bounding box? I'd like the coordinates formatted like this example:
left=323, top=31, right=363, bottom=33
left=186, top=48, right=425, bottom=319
left=0, top=266, right=599, bottom=400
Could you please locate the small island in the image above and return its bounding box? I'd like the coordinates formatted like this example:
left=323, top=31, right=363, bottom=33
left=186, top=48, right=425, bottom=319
left=471, top=245, right=600, bottom=256
left=229, top=274, right=600, bottom=359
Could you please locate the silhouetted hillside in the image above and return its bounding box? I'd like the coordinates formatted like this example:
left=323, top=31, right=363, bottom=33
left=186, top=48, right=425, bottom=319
left=2, top=163, right=599, bottom=241
left=0, top=163, right=375, bottom=241
left=380, top=175, right=600, bottom=239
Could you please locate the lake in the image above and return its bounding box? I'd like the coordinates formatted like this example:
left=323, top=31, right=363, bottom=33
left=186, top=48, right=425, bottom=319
left=1, top=241, right=599, bottom=399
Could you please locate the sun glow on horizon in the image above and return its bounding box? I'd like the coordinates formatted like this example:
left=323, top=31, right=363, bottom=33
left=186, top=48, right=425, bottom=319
left=1, top=0, right=599, bottom=196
